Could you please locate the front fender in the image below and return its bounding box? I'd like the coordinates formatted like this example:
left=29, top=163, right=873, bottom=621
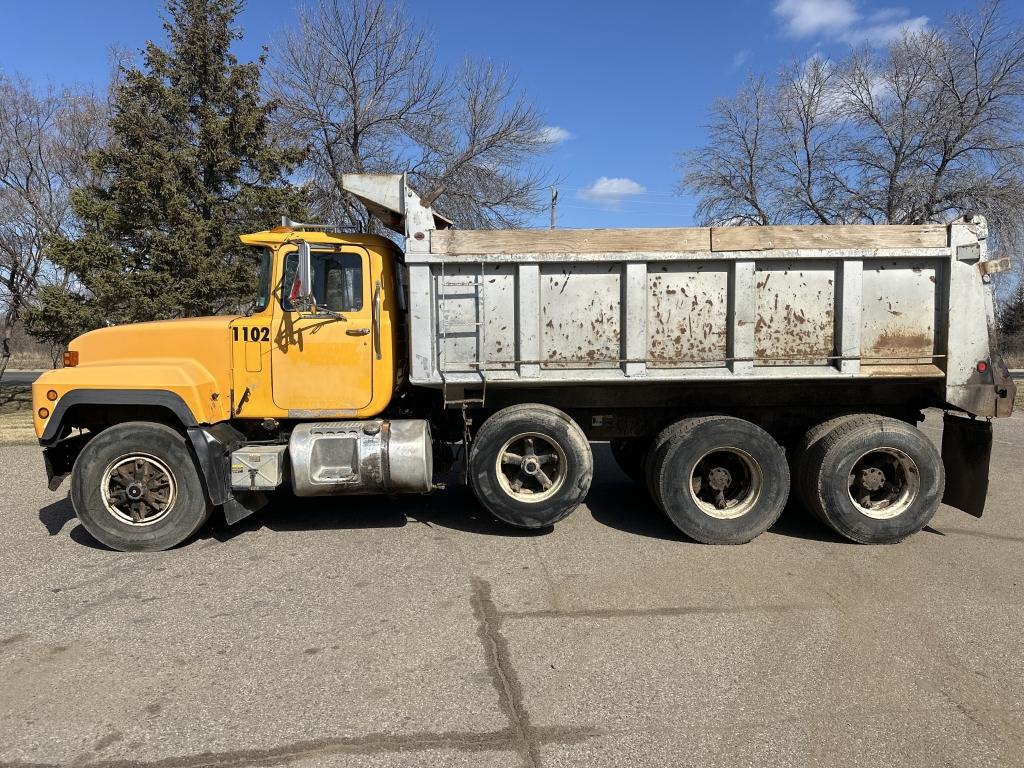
left=33, top=360, right=231, bottom=441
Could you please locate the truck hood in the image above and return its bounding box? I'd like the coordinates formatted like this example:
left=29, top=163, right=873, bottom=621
left=33, top=315, right=239, bottom=438
left=70, top=316, right=237, bottom=366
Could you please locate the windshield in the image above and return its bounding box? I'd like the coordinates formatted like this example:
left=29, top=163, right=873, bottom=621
left=252, top=248, right=273, bottom=313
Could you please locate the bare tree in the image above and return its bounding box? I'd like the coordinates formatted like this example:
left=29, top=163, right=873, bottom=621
left=0, top=76, right=106, bottom=379
left=270, top=0, right=550, bottom=230
left=681, top=1, right=1024, bottom=242
left=773, top=56, right=849, bottom=224
left=681, top=76, right=778, bottom=226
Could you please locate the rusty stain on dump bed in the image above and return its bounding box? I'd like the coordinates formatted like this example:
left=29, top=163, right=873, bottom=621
left=861, top=363, right=944, bottom=377
left=541, top=264, right=621, bottom=367
left=754, top=263, right=835, bottom=365
left=864, top=328, right=934, bottom=359
left=860, top=260, right=939, bottom=365
left=647, top=267, right=728, bottom=367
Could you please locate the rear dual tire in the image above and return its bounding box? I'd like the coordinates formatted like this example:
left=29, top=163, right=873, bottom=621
left=647, top=416, right=790, bottom=544
left=795, top=415, right=944, bottom=544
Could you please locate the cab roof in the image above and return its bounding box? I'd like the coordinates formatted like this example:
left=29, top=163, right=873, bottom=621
left=239, top=227, right=400, bottom=252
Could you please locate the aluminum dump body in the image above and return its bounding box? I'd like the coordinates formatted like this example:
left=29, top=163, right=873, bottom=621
left=341, top=174, right=1014, bottom=418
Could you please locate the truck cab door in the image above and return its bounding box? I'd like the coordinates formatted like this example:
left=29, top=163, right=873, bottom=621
left=271, top=245, right=376, bottom=413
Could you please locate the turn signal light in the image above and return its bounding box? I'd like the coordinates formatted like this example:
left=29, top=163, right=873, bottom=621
left=37, top=407, right=49, bottom=420
left=46, top=390, right=58, bottom=401
left=63, top=351, right=79, bottom=367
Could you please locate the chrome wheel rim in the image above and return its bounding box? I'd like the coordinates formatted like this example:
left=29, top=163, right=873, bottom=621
left=848, top=447, right=920, bottom=519
left=689, top=447, right=763, bottom=519
left=101, top=453, right=177, bottom=526
left=495, top=433, right=566, bottom=503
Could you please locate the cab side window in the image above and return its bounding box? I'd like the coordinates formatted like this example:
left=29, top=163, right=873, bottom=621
left=282, top=251, right=364, bottom=312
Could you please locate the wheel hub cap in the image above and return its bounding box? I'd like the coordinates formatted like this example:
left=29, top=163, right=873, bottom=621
left=707, top=467, right=732, bottom=491
left=848, top=447, right=920, bottom=520
left=689, top=448, right=763, bottom=519
left=496, top=433, right=567, bottom=503
left=101, top=454, right=177, bottom=527
left=858, top=466, right=886, bottom=492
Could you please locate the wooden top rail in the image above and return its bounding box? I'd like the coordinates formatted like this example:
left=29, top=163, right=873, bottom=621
left=430, top=223, right=949, bottom=256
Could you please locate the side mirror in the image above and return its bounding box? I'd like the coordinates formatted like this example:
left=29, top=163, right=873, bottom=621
left=289, top=241, right=315, bottom=311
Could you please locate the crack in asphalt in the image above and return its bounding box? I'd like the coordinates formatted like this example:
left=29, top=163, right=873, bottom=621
left=470, top=576, right=542, bottom=768
left=0, top=724, right=600, bottom=768
left=0, top=574, right=599, bottom=768
left=503, top=603, right=821, bottom=620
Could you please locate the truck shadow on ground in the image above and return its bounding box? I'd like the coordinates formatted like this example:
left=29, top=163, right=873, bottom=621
left=585, top=446, right=848, bottom=544
left=203, top=483, right=551, bottom=545
left=37, top=498, right=118, bottom=550
left=40, top=445, right=850, bottom=550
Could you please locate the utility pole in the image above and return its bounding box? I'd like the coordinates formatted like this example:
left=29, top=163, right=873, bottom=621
left=549, top=186, right=558, bottom=229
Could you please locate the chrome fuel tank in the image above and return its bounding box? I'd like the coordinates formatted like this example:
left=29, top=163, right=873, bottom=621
left=288, top=420, right=432, bottom=496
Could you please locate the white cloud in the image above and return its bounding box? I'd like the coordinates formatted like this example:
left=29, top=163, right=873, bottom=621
left=773, top=0, right=927, bottom=46
left=732, top=49, right=754, bottom=69
left=840, top=9, right=928, bottom=45
left=537, top=125, right=572, bottom=144
left=578, top=177, right=647, bottom=209
left=774, top=0, right=857, bottom=38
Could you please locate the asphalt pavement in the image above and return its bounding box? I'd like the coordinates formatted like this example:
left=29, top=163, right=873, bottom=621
left=1, top=411, right=1023, bottom=767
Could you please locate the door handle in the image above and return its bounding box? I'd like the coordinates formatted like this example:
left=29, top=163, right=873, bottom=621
left=346, top=327, right=370, bottom=336
left=372, top=280, right=382, bottom=360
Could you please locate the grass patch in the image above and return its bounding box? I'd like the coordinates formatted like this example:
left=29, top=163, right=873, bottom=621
left=5, top=352, right=55, bottom=370
left=0, top=386, right=36, bottom=446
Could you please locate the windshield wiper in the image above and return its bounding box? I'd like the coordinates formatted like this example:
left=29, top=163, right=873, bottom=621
left=302, top=308, right=347, bottom=321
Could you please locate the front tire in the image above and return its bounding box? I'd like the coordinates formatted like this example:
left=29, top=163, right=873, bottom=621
left=469, top=405, right=593, bottom=528
left=71, top=422, right=212, bottom=551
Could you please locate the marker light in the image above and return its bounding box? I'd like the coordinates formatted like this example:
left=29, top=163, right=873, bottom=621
left=46, top=390, right=58, bottom=401
left=38, top=407, right=49, bottom=419
left=63, top=351, right=78, bottom=367
left=977, top=360, right=989, bottom=373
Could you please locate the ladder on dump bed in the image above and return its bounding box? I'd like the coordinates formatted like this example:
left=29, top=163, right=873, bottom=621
left=435, top=261, right=488, bottom=408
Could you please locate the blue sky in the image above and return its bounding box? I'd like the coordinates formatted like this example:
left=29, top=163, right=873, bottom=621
left=2, top=0, right=1020, bottom=229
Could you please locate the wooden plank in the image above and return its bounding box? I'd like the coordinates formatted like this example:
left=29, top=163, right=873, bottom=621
left=431, top=227, right=711, bottom=255
left=711, top=224, right=948, bottom=252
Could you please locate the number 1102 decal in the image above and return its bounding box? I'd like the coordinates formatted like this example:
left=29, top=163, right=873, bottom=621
left=233, top=326, right=270, bottom=342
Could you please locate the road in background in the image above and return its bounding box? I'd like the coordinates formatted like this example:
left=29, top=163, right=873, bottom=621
left=1, top=411, right=1023, bottom=767
left=0, top=371, right=44, bottom=387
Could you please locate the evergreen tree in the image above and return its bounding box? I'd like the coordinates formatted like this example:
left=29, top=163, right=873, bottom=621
left=998, top=280, right=1024, bottom=352
left=28, top=0, right=303, bottom=347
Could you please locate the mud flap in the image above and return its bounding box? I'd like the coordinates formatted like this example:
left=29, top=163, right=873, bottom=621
left=941, top=413, right=993, bottom=518
left=41, top=432, right=92, bottom=491
left=187, top=423, right=266, bottom=524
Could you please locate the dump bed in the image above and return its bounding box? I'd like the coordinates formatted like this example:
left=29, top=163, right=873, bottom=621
left=342, top=174, right=1015, bottom=418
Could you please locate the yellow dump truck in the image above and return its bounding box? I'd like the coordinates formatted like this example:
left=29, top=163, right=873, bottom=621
left=32, top=174, right=1016, bottom=551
